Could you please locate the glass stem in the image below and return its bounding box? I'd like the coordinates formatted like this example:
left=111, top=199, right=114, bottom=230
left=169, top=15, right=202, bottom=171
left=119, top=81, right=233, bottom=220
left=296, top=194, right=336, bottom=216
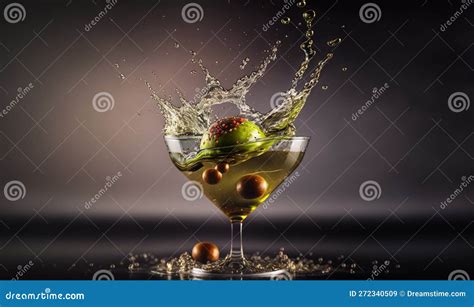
left=229, top=221, right=244, bottom=261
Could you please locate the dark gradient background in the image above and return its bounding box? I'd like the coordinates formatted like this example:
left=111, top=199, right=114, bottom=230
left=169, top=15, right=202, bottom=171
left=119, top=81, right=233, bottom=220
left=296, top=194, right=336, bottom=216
left=0, top=0, right=473, bottom=279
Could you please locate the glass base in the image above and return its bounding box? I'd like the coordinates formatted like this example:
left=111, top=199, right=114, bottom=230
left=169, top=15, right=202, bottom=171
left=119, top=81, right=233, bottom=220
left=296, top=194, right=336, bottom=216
left=190, top=255, right=294, bottom=280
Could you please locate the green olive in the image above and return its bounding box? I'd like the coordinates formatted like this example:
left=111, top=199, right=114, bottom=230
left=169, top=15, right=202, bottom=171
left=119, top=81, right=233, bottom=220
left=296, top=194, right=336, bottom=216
left=200, top=117, right=266, bottom=151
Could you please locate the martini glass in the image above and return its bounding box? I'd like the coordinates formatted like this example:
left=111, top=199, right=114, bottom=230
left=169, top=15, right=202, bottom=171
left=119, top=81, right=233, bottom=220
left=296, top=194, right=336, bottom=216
left=164, top=135, right=309, bottom=278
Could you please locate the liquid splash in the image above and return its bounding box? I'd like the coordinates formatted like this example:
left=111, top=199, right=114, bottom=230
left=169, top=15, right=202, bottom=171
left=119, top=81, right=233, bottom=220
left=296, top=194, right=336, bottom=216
left=126, top=249, right=361, bottom=278
left=239, top=57, right=250, bottom=70
left=123, top=251, right=402, bottom=279
left=150, top=9, right=336, bottom=138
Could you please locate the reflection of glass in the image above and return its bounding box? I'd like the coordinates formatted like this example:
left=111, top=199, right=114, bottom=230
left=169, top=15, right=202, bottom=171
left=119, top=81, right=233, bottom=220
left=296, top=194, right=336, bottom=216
left=165, top=136, right=309, bottom=277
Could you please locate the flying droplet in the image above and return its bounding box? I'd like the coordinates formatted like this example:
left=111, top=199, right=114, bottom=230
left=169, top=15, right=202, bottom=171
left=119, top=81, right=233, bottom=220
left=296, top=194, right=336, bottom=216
left=297, top=1, right=306, bottom=8
left=327, top=38, right=342, bottom=47
left=113, top=63, right=119, bottom=68
left=174, top=42, right=180, bottom=48
left=239, top=57, right=250, bottom=70
left=303, top=10, right=316, bottom=22
left=281, top=17, right=291, bottom=25
left=342, top=67, right=348, bottom=71
left=190, top=70, right=197, bottom=75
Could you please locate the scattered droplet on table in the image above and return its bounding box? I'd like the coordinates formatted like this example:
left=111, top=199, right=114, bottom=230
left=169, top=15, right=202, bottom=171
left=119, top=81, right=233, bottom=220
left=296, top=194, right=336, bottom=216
left=281, top=17, right=291, bottom=25
left=327, top=38, right=342, bottom=47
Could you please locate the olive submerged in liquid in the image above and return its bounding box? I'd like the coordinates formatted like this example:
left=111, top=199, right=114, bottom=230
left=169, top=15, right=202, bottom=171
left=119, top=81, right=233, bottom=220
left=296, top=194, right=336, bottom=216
left=236, top=175, right=268, bottom=199
left=202, top=168, right=222, bottom=185
left=215, top=162, right=230, bottom=173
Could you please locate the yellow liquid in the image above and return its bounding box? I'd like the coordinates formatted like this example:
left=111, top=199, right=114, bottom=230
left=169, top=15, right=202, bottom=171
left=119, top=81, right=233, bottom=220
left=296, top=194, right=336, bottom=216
left=182, top=151, right=304, bottom=222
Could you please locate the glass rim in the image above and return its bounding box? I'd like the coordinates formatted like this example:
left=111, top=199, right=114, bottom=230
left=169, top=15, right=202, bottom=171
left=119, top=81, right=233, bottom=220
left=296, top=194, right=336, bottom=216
left=164, top=135, right=310, bottom=141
